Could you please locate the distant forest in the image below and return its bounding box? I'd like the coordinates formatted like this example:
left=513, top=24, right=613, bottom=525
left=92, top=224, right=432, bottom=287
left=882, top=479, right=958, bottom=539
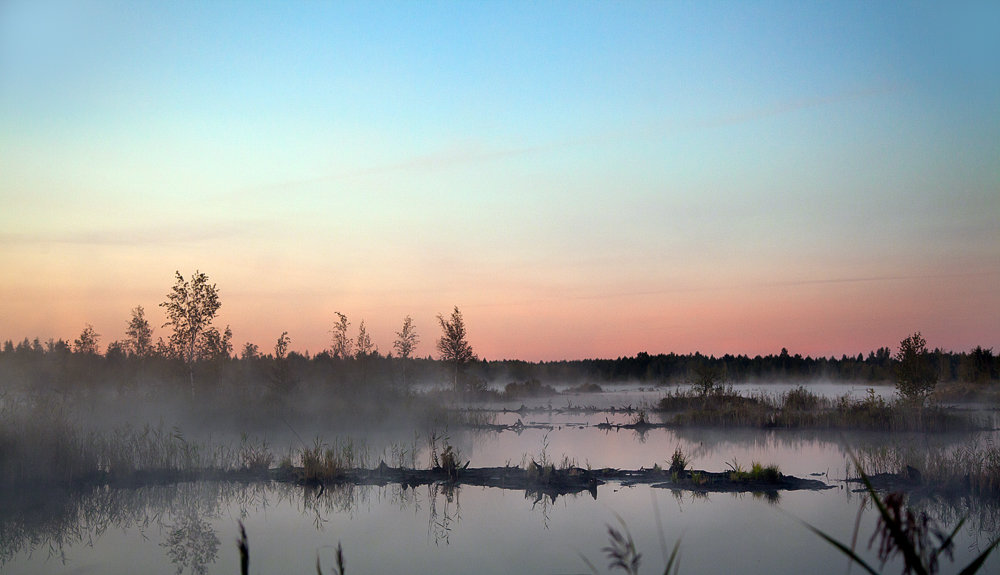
left=483, top=346, right=998, bottom=386
left=2, top=336, right=997, bottom=398
left=7, top=270, right=995, bottom=400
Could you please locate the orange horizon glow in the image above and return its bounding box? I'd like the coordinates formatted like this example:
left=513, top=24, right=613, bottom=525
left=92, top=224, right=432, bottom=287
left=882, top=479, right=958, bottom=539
left=2, top=268, right=996, bottom=363
left=2, top=4, right=997, bottom=364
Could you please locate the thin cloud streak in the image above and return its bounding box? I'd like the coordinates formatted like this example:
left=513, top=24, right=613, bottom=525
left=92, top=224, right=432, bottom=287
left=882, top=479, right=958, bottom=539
left=706, top=83, right=901, bottom=130
left=232, top=84, right=898, bottom=198
left=463, top=270, right=996, bottom=310
left=233, top=143, right=538, bottom=197
left=758, top=271, right=997, bottom=288
left=0, top=220, right=266, bottom=247
left=541, top=82, right=902, bottom=152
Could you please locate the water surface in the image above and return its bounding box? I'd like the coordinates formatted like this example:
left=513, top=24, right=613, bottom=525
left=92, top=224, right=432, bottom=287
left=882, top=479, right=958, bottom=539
left=5, top=424, right=997, bottom=575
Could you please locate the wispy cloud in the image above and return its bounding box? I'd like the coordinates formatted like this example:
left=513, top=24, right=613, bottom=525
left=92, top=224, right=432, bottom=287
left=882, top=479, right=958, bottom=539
left=462, top=269, right=996, bottom=310
left=583, top=82, right=902, bottom=148
left=0, top=220, right=265, bottom=247
left=706, top=83, right=900, bottom=129
left=230, top=82, right=898, bottom=199
left=758, top=270, right=996, bottom=288
left=234, top=142, right=536, bottom=197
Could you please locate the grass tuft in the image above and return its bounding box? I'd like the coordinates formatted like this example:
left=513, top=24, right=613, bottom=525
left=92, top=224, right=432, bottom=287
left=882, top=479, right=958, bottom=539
left=668, top=447, right=688, bottom=474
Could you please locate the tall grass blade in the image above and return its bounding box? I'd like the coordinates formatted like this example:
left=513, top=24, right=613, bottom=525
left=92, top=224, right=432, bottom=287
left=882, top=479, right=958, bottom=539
left=798, top=520, right=881, bottom=575
left=956, top=537, right=1000, bottom=575
left=237, top=521, right=249, bottom=575
left=662, top=537, right=681, bottom=575
left=933, top=517, right=965, bottom=563
left=854, top=463, right=926, bottom=574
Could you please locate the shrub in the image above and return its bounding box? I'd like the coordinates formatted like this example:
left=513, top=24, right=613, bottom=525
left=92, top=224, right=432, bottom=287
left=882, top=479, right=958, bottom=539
left=782, top=386, right=819, bottom=410
left=504, top=378, right=557, bottom=398
left=565, top=382, right=603, bottom=393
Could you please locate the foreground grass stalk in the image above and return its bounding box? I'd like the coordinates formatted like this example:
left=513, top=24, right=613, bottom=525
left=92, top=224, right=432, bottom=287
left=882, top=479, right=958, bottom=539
left=237, top=521, right=249, bottom=575
left=800, top=459, right=1000, bottom=575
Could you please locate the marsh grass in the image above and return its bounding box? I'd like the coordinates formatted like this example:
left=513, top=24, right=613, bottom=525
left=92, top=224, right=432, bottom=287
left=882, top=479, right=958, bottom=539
left=803, top=462, right=1000, bottom=575
left=0, top=395, right=410, bottom=489
left=750, top=461, right=782, bottom=483
left=657, top=386, right=979, bottom=432
left=668, top=447, right=688, bottom=474
left=521, top=433, right=580, bottom=485
left=930, top=382, right=1000, bottom=404
left=238, top=434, right=274, bottom=472
left=0, top=396, right=249, bottom=486
left=853, top=439, right=1000, bottom=501
left=429, top=431, right=466, bottom=478
left=300, top=437, right=369, bottom=483
left=782, top=385, right=820, bottom=410
left=632, top=409, right=650, bottom=426
left=721, top=459, right=781, bottom=483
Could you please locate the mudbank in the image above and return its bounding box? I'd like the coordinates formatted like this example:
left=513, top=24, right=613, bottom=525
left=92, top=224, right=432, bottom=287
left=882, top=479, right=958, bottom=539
left=273, top=462, right=833, bottom=500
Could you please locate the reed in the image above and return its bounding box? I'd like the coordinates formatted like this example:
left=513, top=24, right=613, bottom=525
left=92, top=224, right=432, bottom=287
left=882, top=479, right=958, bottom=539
left=853, top=440, right=1000, bottom=501
left=803, top=462, right=1000, bottom=575
left=668, top=447, right=688, bottom=474
left=300, top=437, right=367, bottom=483
left=657, top=386, right=980, bottom=432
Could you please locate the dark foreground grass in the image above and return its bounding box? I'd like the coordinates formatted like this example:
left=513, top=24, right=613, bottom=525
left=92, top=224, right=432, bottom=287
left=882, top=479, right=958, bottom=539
left=802, top=462, right=1000, bottom=575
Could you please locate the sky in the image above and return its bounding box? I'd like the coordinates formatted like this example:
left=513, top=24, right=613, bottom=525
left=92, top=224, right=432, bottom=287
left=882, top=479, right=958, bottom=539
left=1, top=1, right=998, bottom=362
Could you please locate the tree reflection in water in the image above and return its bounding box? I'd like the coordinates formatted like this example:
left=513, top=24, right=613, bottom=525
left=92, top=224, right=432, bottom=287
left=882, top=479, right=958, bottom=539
left=1, top=477, right=996, bottom=571
left=0, top=481, right=254, bottom=570
left=161, top=508, right=219, bottom=575
left=427, top=482, right=460, bottom=546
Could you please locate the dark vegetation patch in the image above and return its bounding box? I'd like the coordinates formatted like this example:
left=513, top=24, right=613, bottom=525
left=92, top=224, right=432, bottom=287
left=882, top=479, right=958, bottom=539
left=564, top=382, right=603, bottom=393
left=502, top=378, right=558, bottom=398
left=852, top=441, right=1000, bottom=502
left=930, top=381, right=1000, bottom=404
left=656, top=386, right=985, bottom=432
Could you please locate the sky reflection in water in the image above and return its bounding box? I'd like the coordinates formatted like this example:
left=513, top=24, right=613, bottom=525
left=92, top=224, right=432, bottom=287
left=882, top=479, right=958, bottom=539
left=3, top=421, right=997, bottom=575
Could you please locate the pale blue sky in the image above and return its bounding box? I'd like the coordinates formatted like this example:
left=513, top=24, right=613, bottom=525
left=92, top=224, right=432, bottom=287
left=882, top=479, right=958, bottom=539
left=2, top=1, right=998, bottom=359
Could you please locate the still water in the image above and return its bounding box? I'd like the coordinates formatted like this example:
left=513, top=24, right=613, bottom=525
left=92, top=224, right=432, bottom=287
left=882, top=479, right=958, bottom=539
left=3, top=384, right=998, bottom=574
left=5, top=430, right=998, bottom=574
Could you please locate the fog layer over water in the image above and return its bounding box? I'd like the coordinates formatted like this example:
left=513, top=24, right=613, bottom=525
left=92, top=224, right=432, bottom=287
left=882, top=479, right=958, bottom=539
left=2, top=376, right=997, bottom=574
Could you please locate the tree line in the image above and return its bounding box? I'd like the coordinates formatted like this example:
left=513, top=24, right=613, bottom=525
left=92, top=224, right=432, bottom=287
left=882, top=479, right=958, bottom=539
left=1, top=271, right=997, bottom=400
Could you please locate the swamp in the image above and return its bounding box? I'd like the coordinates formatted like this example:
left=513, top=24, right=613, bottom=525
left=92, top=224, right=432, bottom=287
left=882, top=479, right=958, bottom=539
left=6, top=1, right=1000, bottom=573
left=1, top=341, right=998, bottom=575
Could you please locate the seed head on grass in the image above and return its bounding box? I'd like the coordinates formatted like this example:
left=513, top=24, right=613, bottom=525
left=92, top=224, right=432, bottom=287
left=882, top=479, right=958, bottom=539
left=582, top=514, right=680, bottom=575
left=603, top=521, right=641, bottom=575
